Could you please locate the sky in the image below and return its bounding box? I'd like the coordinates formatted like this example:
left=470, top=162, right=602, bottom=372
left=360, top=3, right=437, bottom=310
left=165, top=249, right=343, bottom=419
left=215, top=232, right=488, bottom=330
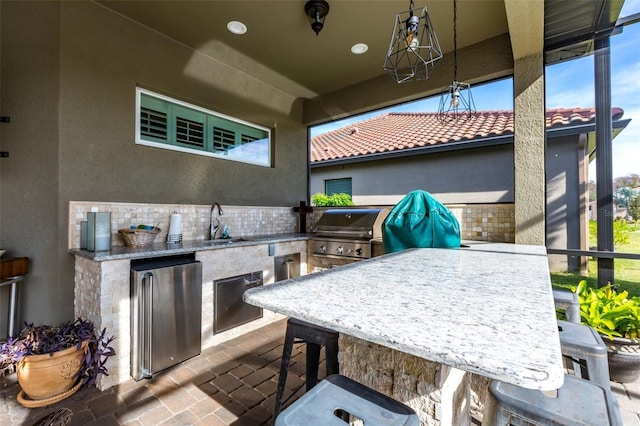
left=310, top=1, right=640, bottom=179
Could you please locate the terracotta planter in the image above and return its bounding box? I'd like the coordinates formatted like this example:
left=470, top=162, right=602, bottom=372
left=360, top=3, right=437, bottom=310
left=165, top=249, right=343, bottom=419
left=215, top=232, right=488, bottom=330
left=16, top=341, right=87, bottom=400
left=604, top=336, right=640, bottom=383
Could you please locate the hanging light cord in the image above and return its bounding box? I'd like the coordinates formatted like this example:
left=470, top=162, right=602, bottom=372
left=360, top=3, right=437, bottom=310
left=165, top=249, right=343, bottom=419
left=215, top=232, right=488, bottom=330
left=409, top=0, right=415, bottom=16
left=453, top=0, right=458, bottom=83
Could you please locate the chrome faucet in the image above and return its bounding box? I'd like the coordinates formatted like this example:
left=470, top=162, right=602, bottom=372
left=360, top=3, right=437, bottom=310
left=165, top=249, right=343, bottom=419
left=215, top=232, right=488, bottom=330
left=210, top=203, right=224, bottom=240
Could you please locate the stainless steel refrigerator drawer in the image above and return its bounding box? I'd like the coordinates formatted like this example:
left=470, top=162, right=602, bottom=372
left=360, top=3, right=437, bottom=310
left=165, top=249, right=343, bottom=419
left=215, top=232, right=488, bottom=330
left=131, top=255, right=202, bottom=381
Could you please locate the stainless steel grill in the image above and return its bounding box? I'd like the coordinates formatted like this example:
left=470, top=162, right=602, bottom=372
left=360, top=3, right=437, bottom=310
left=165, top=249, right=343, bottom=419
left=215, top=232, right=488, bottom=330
left=312, top=208, right=389, bottom=260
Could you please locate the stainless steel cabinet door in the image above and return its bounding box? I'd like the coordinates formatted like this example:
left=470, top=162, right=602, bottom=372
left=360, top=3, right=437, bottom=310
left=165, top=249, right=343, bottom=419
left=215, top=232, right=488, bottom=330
left=149, top=261, right=202, bottom=374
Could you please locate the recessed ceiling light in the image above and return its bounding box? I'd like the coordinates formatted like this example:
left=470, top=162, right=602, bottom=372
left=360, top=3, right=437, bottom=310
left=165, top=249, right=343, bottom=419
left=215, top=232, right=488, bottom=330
left=227, top=21, right=247, bottom=35
left=351, top=43, right=368, bottom=55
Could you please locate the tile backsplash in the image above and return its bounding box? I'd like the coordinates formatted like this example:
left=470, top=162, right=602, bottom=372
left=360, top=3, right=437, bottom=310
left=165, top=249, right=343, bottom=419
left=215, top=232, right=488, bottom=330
left=68, top=201, right=515, bottom=250
left=68, top=202, right=299, bottom=249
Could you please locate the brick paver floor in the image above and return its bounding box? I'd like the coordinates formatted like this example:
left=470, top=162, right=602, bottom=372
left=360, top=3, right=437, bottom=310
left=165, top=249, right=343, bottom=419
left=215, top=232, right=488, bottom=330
left=1, top=319, right=314, bottom=426
left=2, top=318, right=639, bottom=425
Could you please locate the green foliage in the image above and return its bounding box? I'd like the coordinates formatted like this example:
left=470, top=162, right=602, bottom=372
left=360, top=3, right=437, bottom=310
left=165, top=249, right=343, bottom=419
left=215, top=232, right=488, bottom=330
left=311, top=192, right=355, bottom=207
left=614, top=220, right=631, bottom=246
left=311, top=193, right=331, bottom=206
left=589, top=220, right=630, bottom=248
left=576, top=280, right=640, bottom=340
left=629, top=195, right=640, bottom=222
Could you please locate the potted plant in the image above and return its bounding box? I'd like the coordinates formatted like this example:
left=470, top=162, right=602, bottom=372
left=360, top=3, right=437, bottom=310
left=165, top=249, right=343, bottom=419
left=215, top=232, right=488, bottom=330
left=0, top=317, right=115, bottom=407
left=576, top=280, right=640, bottom=383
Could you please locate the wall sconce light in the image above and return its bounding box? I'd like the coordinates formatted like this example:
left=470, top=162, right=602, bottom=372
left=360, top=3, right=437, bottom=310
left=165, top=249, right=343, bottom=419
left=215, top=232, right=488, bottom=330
left=383, top=0, right=442, bottom=83
left=305, top=0, right=330, bottom=35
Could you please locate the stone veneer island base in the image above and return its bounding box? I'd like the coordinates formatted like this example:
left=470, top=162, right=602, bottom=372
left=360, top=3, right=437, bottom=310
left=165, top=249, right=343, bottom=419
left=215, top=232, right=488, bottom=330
left=73, top=236, right=308, bottom=391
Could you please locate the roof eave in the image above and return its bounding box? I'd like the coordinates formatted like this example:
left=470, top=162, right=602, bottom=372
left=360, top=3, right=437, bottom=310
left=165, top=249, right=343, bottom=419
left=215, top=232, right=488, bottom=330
left=310, top=135, right=513, bottom=168
left=310, top=117, right=631, bottom=168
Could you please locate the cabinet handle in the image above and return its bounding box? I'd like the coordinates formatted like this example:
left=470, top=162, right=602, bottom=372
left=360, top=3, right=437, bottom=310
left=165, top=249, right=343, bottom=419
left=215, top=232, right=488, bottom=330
left=141, top=272, right=153, bottom=379
left=243, top=278, right=262, bottom=287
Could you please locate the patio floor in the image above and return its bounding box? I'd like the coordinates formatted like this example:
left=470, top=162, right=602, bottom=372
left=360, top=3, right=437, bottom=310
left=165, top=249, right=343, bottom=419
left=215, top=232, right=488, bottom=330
left=2, top=318, right=640, bottom=425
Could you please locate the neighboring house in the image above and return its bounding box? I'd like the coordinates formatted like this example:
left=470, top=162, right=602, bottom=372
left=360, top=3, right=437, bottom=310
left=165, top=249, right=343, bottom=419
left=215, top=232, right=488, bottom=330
left=310, top=107, right=630, bottom=273
left=590, top=202, right=629, bottom=221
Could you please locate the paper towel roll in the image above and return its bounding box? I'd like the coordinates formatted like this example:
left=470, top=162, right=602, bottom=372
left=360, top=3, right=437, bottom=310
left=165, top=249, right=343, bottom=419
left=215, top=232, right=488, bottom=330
left=168, top=213, right=182, bottom=236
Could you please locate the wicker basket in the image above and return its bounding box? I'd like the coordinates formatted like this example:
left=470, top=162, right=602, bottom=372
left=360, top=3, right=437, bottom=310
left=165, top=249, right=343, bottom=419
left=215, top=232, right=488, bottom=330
left=118, top=228, right=160, bottom=247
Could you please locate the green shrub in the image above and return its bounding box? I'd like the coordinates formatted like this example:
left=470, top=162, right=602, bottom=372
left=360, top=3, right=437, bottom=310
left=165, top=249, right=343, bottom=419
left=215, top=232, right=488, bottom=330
left=311, top=193, right=330, bottom=206
left=629, top=195, right=640, bottom=222
left=614, top=219, right=631, bottom=246
left=589, top=220, right=630, bottom=248
left=311, top=192, right=355, bottom=207
left=576, top=280, right=640, bottom=340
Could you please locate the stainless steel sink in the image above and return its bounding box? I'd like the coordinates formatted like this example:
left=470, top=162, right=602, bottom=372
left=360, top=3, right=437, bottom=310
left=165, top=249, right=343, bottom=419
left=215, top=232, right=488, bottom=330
left=203, top=237, right=254, bottom=245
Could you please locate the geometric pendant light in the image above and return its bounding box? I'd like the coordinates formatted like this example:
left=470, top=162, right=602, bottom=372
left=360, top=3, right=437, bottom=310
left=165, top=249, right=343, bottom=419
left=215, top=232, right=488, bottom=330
left=383, top=0, right=443, bottom=83
left=437, top=0, right=476, bottom=123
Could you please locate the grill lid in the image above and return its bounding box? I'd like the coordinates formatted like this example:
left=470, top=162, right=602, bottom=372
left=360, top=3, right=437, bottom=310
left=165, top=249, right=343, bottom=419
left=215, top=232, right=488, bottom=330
left=314, top=208, right=390, bottom=240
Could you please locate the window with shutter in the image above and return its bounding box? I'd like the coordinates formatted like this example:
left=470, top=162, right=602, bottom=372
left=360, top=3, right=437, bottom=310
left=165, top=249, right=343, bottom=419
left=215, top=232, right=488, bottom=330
left=213, top=127, right=236, bottom=153
left=139, top=94, right=169, bottom=143
left=173, top=105, right=205, bottom=149
left=242, top=134, right=259, bottom=143
left=325, top=178, right=352, bottom=196
left=135, top=87, right=271, bottom=167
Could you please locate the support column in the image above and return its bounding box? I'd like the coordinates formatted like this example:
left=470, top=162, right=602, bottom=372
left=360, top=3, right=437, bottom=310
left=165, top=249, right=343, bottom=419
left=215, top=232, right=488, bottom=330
left=594, top=35, right=614, bottom=287
left=513, top=53, right=546, bottom=245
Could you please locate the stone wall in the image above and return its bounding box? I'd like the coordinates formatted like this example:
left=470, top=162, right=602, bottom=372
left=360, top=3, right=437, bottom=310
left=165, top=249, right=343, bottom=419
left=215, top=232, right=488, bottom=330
left=74, top=256, right=131, bottom=390
left=339, top=334, right=492, bottom=424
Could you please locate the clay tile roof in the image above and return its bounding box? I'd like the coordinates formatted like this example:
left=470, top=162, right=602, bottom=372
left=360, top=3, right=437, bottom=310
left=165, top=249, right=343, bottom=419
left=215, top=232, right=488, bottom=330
left=310, top=107, right=624, bottom=163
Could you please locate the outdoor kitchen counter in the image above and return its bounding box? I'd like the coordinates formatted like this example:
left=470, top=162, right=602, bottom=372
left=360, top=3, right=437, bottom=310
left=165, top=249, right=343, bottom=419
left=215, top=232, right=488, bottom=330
left=70, top=233, right=311, bottom=261
left=244, top=242, right=564, bottom=391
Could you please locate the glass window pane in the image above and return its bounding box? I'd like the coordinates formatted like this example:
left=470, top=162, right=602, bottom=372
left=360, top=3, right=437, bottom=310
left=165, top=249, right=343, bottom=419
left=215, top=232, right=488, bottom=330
left=546, top=20, right=640, bottom=288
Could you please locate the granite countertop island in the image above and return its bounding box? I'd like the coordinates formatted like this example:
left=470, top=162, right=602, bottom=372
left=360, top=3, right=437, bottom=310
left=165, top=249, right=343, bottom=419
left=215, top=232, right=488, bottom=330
left=244, top=242, right=564, bottom=392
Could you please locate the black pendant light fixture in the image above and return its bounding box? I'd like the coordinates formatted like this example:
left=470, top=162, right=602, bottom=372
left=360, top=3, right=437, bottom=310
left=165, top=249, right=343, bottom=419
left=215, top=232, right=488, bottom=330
left=437, top=0, right=476, bottom=123
left=383, top=0, right=442, bottom=83
left=305, top=0, right=330, bottom=35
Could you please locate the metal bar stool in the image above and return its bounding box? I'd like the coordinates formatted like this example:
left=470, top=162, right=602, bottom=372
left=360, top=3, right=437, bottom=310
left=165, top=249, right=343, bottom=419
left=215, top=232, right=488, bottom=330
left=274, top=318, right=339, bottom=418
left=483, top=375, right=622, bottom=425
left=0, top=275, right=25, bottom=338
left=558, top=319, right=610, bottom=389
left=275, top=374, right=420, bottom=426
left=553, top=288, right=581, bottom=323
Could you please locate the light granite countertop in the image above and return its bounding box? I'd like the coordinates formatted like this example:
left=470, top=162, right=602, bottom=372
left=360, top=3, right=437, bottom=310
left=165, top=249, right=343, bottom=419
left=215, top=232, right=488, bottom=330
left=244, top=242, right=565, bottom=391
left=69, top=233, right=311, bottom=261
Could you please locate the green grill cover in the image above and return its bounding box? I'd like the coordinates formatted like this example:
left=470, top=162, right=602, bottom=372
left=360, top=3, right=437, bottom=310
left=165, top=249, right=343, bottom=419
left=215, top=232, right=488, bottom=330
left=382, top=190, right=461, bottom=254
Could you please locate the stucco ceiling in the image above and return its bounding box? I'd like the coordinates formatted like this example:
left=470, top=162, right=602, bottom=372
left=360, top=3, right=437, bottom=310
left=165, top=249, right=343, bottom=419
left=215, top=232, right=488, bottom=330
left=96, top=0, right=509, bottom=99
left=97, top=0, right=622, bottom=100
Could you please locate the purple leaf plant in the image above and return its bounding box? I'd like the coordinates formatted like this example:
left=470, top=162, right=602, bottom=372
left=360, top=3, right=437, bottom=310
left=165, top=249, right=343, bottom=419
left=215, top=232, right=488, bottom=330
left=0, top=317, right=116, bottom=387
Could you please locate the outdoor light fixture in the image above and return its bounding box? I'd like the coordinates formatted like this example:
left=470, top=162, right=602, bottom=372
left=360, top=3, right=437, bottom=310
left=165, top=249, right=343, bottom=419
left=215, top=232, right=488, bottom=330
left=437, top=0, right=476, bottom=123
left=305, top=0, right=330, bottom=35
left=383, top=0, right=442, bottom=83
left=226, top=21, right=247, bottom=35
